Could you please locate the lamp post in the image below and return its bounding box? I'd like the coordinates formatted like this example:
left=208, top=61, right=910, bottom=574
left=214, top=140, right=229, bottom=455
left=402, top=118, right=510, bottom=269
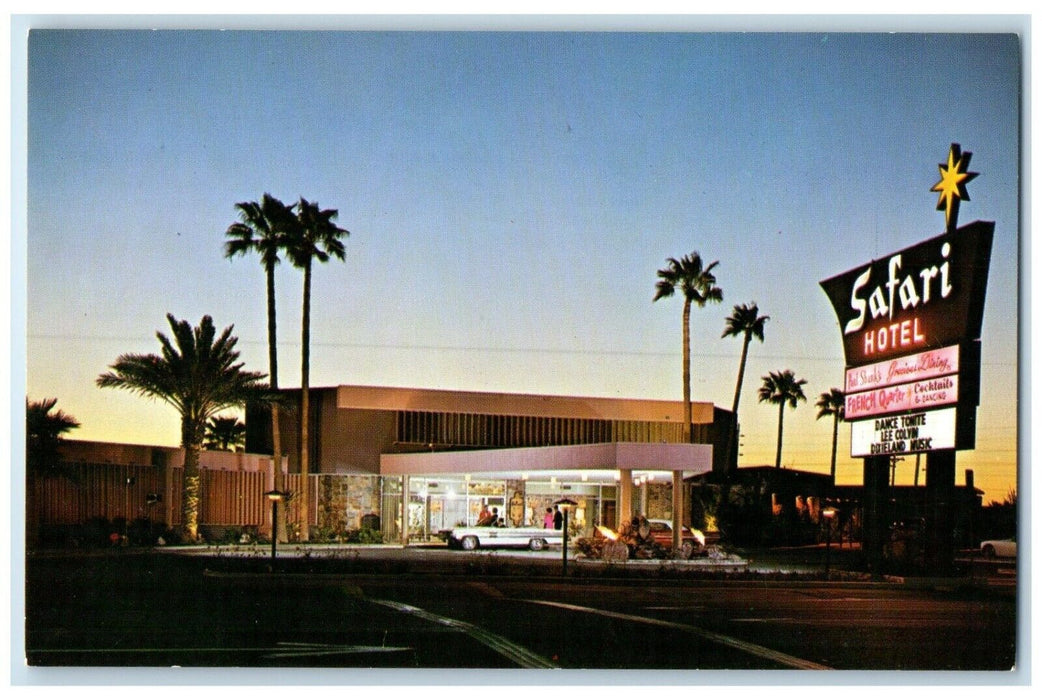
left=265, top=490, right=287, bottom=563
left=822, top=507, right=837, bottom=579
left=554, top=498, right=578, bottom=577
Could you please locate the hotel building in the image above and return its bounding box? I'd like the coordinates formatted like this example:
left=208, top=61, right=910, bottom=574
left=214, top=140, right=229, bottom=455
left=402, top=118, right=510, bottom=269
left=246, top=385, right=733, bottom=543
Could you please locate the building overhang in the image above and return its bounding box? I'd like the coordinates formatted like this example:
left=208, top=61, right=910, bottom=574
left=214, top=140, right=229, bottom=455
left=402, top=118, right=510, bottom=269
left=380, top=441, right=712, bottom=480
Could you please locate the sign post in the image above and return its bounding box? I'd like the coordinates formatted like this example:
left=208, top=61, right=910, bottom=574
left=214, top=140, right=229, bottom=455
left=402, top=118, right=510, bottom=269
left=820, top=144, right=992, bottom=574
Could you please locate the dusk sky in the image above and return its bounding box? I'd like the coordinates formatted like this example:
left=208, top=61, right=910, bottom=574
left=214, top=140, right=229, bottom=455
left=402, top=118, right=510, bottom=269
left=19, top=23, right=1022, bottom=502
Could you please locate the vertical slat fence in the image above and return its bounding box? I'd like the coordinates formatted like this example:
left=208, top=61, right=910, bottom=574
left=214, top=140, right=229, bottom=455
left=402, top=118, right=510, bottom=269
left=29, top=463, right=320, bottom=530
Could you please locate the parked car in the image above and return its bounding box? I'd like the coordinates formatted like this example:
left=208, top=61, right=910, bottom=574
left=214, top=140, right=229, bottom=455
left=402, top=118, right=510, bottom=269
left=980, top=536, right=1016, bottom=558
left=446, top=525, right=564, bottom=552
left=646, top=519, right=706, bottom=559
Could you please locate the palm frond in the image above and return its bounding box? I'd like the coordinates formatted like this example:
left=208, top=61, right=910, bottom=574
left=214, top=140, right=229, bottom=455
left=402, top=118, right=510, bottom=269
left=816, top=388, right=846, bottom=420
left=722, top=302, right=770, bottom=340
left=758, top=369, right=808, bottom=408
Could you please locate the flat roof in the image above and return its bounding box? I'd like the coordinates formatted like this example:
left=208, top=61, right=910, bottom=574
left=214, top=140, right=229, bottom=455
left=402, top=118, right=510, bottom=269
left=335, top=385, right=717, bottom=424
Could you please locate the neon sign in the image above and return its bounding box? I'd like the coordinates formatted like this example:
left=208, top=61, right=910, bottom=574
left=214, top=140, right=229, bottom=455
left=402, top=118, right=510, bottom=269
left=821, top=144, right=993, bottom=456
left=845, top=345, right=960, bottom=393
left=821, top=222, right=993, bottom=366
left=845, top=375, right=959, bottom=420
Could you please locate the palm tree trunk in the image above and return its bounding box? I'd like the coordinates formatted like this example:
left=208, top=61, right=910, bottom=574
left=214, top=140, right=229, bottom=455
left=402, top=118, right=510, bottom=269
left=181, top=416, right=203, bottom=541
left=830, top=415, right=839, bottom=486
left=725, top=334, right=752, bottom=476
left=265, top=264, right=286, bottom=543
left=681, top=298, right=692, bottom=443
left=731, top=335, right=750, bottom=416
left=299, top=260, right=311, bottom=542
left=775, top=402, right=785, bottom=469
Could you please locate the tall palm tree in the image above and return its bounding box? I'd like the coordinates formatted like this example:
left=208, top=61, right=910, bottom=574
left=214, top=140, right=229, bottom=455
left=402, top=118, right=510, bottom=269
left=816, top=388, right=845, bottom=486
left=653, top=252, right=723, bottom=443
left=758, top=369, right=808, bottom=469
left=204, top=415, right=247, bottom=452
left=26, top=397, right=80, bottom=477
left=97, top=314, right=270, bottom=540
left=286, top=197, right=349, bottom=541
left=225, top=193, right=295, bottom=538
left=721, top=303, right=769, bottom=476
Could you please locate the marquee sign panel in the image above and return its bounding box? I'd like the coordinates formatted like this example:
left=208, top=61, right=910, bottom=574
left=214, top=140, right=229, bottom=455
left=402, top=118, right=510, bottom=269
left=845, top=375, right=959, bottom=420
left=844, top=344, right=960, bottom=394
left=850, top=407, right=958, bottom=457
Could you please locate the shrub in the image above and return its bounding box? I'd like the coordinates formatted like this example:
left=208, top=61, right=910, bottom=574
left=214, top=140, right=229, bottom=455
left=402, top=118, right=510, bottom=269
left=344, top=527, right=383, bottom=544
left=311, top=525, right=342, bottom=542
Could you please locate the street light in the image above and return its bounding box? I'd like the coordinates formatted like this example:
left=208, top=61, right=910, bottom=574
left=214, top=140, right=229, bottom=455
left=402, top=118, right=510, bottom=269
left=553, top=498, right=578, bottom=577
left=822, top=507, right=837, bottom=579
left=265, top=490, right=288, bottom=563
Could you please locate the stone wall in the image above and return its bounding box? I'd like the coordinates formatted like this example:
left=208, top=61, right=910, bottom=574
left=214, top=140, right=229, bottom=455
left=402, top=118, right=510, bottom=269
left=646, top=482, right=673, bottom=520
left=317, top=475, right=381, bottom=533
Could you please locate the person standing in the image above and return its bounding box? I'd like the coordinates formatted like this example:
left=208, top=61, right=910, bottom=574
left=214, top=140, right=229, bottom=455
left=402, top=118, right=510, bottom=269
left=543, top=507, right=554, bottom=529
left=553, top=505, right=563, bottom=530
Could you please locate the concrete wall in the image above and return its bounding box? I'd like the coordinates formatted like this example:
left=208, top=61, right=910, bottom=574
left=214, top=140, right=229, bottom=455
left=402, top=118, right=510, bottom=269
left=275, top=388, right=396, bottom=476
left=320, top=406, right=397, bottom=475
left=60, top=440, right=278, bottom=473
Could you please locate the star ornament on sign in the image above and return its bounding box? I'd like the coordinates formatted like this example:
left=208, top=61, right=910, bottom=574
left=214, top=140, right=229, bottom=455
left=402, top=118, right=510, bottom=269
left=931, top=142, right=978, bottom=233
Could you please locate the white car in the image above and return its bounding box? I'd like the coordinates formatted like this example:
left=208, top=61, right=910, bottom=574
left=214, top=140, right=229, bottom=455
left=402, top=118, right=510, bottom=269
left=980, top=537, right=1016, bottom=559
left=447, top=525, right=564, bottom=551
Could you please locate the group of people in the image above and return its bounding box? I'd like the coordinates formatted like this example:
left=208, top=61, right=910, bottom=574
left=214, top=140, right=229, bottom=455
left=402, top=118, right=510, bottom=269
left=476, top=505, right=504, bottom=527
left=474, top=503, right=564, bottom=529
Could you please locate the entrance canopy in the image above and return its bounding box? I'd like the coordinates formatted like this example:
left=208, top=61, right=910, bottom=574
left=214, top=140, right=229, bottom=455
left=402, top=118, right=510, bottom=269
left=380, top=441, right=713, bottom=481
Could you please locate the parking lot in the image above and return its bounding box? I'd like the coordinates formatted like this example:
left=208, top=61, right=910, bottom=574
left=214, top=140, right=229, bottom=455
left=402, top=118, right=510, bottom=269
left=21, top=542, right=1017, bottom=677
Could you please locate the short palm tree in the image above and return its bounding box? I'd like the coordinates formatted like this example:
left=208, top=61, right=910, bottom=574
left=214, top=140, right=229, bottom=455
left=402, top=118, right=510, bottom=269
left=816, top=388, right=845, bottom=486
left=225, top=193, right=295, bottom=537
left=721, top=303, right=769, bottom=475
left=653, top=252, right=723, bottom=443
left=758, top=370, right=808, bottom=469
left=26, top=397, right=80, bottom=477
left=286, top=198, right=349, bottom=541
left=204, top=415, right=247, bottom=452
left=97, top=314, right=270, bottom=540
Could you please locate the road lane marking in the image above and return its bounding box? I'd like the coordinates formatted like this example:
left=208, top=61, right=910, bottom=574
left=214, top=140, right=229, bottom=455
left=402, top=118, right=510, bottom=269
left=368, top=598, right=558, bottom=669
left=524, top=599, right=831, bottom=671
left=731, top=617, right=801, bottom=623
left=264, top=642, right=412, bottom=659
left=28, top=642, right=412, bottom=657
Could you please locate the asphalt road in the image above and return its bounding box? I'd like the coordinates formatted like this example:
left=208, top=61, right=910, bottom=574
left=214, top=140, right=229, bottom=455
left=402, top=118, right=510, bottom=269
left=22, top=549, right=1017, bottom=674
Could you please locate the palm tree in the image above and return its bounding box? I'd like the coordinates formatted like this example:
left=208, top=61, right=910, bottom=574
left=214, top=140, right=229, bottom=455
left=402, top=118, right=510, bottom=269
left=816, top=388, right=845, bottom=486
left=653, top=252, right=723, bottom=443
left=721, top=303, right=769, bottom=476
left=26, top=398, right=80, bottom=477
left=97, top=314, right=269, bottom=540
left=286, top=197, right=349, bottom=541
left=225, top=193, right=295, bottom=538
left=204, top=415, right=247, bottom=452
left=757, top=370, right=808, bottom=469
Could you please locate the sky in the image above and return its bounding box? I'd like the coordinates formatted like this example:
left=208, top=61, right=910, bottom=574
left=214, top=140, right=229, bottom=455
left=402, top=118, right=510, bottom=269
left=17, top=20, right=1023, bottom=504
